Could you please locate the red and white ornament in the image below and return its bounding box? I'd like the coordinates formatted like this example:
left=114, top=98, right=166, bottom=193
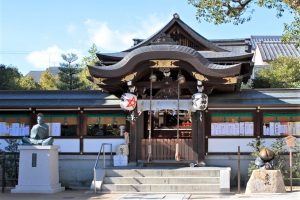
left=120, top=93, right=137, bottom=111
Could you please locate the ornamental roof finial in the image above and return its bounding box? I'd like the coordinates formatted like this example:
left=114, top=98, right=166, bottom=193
left=173, top=13, right=180, bottom=19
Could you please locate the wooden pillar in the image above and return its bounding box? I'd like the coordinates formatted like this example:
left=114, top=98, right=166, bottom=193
left=191, top=112, right=199, bottom=162
left=129, top=111, right=144, bottom=163
left=135, top=112, right=144, bottom=162
left=255, top=108, right=262, bottom=138
left=192, top=111, right=206, bottom=163
left=129, top=112, right=137, bottom=162
left=30, top=109, right=37, bottom=130
left=197, top=111, right=206, bottom=162
left=79, top=109, right=84, bottom=154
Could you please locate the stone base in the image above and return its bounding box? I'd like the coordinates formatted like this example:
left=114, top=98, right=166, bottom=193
left=245, top=169, right=286, bottom=194
left=11, top=184, right=64, bottom=194
left=11, top=145, right=65, bottom=194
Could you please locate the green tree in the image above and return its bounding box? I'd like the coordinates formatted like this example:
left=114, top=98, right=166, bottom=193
left=80, top=44, right=100, bottom=90
left=252, top=57, right=300, bottom=88
left=39, top=68, right=58, bottom=90
left=188, top=0, right=300, bottom=45
left=17, top=76, right=40, bottom=90
left=57, top=53, right=83, bottom=90
left=0, top=64, right=22, bottom=90
left=248, top=138, right=300, bottom=180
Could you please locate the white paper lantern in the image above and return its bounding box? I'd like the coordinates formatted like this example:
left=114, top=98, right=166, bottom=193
left=192, top=92, right=208, bottom=111
left=120, top=93, right=137, bottom=111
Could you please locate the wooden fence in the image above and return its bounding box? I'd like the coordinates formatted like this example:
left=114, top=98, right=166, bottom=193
left=141, top=138, right=193, bottom=161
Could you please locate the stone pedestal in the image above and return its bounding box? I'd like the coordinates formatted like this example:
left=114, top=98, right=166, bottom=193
left=11, top=145, right=65, bottom=193
left=245, top=169, right=286, bottom=194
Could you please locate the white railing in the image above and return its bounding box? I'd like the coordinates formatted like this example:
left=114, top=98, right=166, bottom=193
left=93, top=143, right=112, bottom=193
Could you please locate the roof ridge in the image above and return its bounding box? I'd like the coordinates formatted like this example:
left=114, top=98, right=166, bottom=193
left=122, top=13, right=227, bottom=52
left=258, top=40, right=299, bottom=44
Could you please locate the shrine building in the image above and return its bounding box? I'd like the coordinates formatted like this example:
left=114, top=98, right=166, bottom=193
left=0, top=13, right=299, bottom=189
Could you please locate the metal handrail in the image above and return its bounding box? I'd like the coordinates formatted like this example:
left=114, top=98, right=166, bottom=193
left=93, top=143, right=112, bottom=193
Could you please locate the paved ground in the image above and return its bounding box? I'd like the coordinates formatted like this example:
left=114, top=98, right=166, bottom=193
left=0, top=188, right=299, bottom=200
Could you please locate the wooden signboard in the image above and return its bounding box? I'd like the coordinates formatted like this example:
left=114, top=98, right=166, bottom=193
left=285, top=135, right=296, bottom=149
left=285, top=135, right=296, bottom=191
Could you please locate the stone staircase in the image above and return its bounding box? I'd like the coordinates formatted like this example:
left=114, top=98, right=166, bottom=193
left=100, top=167, right=231, bottom=193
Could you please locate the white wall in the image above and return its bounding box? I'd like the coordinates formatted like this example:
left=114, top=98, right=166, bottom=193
left=83, top=138, right=126, bottom=153
left=53, top=138, right=80, bottom=153
left=208, top=138, right=255, bottom=153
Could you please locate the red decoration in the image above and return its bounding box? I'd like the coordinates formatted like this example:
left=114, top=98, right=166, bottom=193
left=126, top=96, right=137, bottom=108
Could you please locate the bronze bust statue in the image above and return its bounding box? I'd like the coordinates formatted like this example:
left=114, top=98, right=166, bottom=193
left=255, top=147, right=275, bottom=169
left=22, top=113, right=53, bottom=146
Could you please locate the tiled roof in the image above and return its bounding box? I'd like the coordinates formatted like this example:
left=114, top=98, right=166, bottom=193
left=97, top=51, right=253, bottom=61
left=123, top=13, right=227, bottom=52
left=0, top=90, right=120, bottom=108
left=26, top=71, right=43, bottom=82
left=26, top=67, right=59, bottom=82
left=257, top=41, right=300, bottom=62
left=48, top=67, right=59, bottom=76
left=0, top=89, right=299, bottom=108
left=209, top=88, right=300, bottom=107
left=250, top=36, right=282, bottom=49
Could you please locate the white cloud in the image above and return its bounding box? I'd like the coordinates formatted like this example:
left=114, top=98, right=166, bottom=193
left=137, top=14, right=167, bottom=38
left=85, top=20, right=134, bottom=52
left=85, top=14, right=168, bottom=52
left=26, top=14, right=170, bottom=69
left=26, top=45, right=83, bottom=69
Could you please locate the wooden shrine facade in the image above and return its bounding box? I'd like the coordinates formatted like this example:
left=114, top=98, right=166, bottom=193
left=88, top=14, right=255, bottom=164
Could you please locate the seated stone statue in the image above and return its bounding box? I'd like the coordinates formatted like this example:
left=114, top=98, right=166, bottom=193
left=22, top=113, right=53, bottom=146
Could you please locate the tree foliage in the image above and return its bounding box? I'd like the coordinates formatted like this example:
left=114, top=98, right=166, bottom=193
left=0, top=64, right=41, bottom=90
left=57, top=53, right=83, bottom=90
left=17, top=76, right=40, bottom=90
left=252, top=56, right=300, bottom=88
left=80, top=43, right=100, bottom=90
left=188, top=0, right=300, bottom=45
left=40, top=68, right=58, bottom=90
left=0, top=64, right=22, bottom=90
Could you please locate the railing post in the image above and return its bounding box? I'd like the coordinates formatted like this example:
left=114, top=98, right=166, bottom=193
left=110, top=144, right=112, bottom=167
left=237, top=146, right=241, bottom=194
left=93, top=143, right=113, bottom=193
left=93, top=168, right=96, bottom=193
left=2, top=153, right=6, bottom=193
left=103, top=146, right=106, bottom=168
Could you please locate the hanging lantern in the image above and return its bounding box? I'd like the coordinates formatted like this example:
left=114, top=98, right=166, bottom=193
left=120, top=93, right=137, bottom=111
left=192, top=92, right=208, bottom=111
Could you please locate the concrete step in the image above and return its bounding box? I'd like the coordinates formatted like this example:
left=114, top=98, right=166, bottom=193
left=103, top=177, right=219, bottom=184
left=101, top=183, right=222, bottom=193
left=100, top=167, right=231, bottom=193
left=105, top=168, right=220, bottom=177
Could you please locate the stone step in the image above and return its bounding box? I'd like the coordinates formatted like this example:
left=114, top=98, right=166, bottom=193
left=103, top=177, right=219, bottom=184
left=101, top=184, right=221, bottom=193
left=105, top=168, right=220, bottom=177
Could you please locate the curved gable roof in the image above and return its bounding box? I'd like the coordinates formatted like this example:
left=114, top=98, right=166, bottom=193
left=119, top=13, right=227, bottom=53
left=89, top=45, right=241, bottom=78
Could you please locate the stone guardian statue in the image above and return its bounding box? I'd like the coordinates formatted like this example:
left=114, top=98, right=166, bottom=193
left=22, top=113, right=53, bottom=145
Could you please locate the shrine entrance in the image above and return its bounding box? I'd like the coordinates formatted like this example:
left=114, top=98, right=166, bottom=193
left=128, top=65, right=198, bottom=163
left=140, top=109, right=193, bottom=161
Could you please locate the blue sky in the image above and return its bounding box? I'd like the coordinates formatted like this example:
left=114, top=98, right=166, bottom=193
left=0, top=0, right=294, bottom=75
